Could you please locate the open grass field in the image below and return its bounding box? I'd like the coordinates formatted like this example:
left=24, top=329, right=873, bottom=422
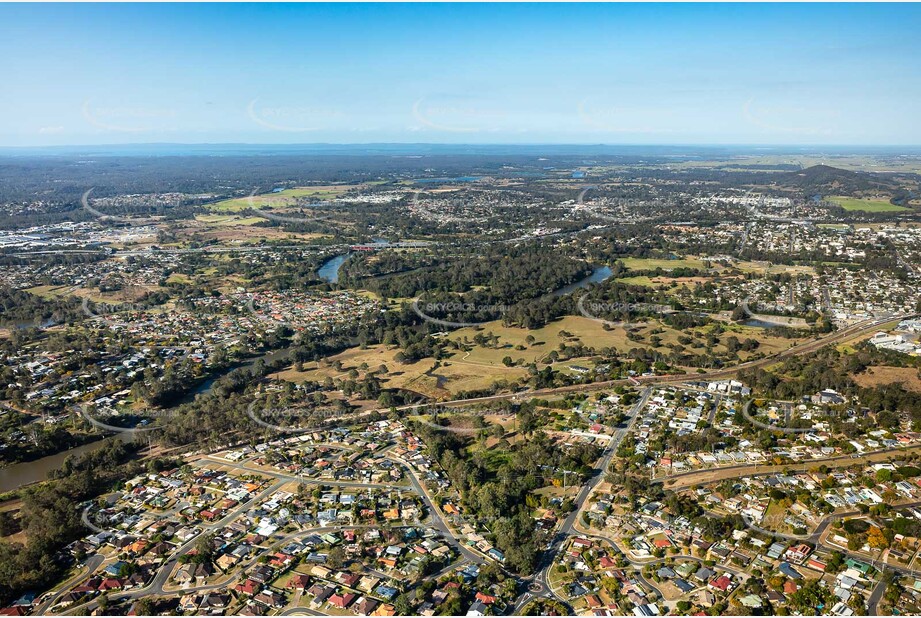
left=616, top=275, right=716, bottom=289
left=852, top=366, right=921, bottom=394
left=176, top=216, right=332, bottom=243
left=716, top=322, right=806, bottom=355
left=194, top=214, right=264, bottom=226
left=449, top=315, right=802, bottom=364
left=25, top=284, right=160, bottom=304
left=165, top=273, right=192, bottom=285
left=614, top=275, right=661, bottom=288
left=619, top=257, right=707, bottom=271
left=272, top=344, right=528, bottom=399
left=449, top=316, right=638, bottom=365
left=732, top=261, right=816, bottom=276
left=827, top=196, right=910, bottom=213
left=406, top=412, right=519, bottom=445
left=761, top=499, right=794, bottom=532
left=273, top=314, right=806, bottom=398
left=23, top=284, right=72, bottom=299
left=209, top=185, right=354, bottom=212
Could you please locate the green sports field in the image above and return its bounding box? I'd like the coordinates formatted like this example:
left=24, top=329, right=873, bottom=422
left=208, top=186, right=350, bottom=212
left=619, top=257, right=707, bottom=271
left=827, top=196, right=910, bottom=213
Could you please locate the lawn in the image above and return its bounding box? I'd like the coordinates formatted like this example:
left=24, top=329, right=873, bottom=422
left=165, top=273, right=192, bottom=285
left=272, top=314, right=805, bottom=398
left=827, top=196, right=910, bottom=213
left=546, top=562, right=576, bottom=599
left=271, top=344, right=527, bottom=399
left=732, top=261, right=816, bottom=276
left=852, top=366, right=921, bottom=394
left=209, top=186, right=352, bottom=212
left=619, top=257, right=707, bottom=271
left=194, top=214, right=264, bottom=226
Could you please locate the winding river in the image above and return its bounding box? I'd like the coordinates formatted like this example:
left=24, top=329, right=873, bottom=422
left=551, top=265, right=613, bottom=297
left=0, top=347, right=295, bottom=493
left=317, top=254, right=349, bottom=284
left=0, top=432, right=136, bottom=494
left=317, top=239, right=390, bottom=284
left=0, top=263, right=614, bottom=493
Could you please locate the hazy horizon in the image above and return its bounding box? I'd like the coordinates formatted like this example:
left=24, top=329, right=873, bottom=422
left=3, top=142, right=921, bottom=157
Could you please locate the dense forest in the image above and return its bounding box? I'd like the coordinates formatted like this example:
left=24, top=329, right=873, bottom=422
left=0, top=288, right=86, bottom=328
left=340, top=245, right=593, bottom=302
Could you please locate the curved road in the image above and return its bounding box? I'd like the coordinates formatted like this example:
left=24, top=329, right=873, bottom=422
left=512, top=388, right=652, bottom=613
left=63, top=448, right=478, bottom=615
left=34, top=554, right=105, bottom=614
left=42, top=308, right=911, bottom=614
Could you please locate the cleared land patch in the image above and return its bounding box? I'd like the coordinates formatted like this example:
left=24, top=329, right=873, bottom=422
left=194, top=214, right=264, bottom=226
left=732, top=261, right=816, bottom=276
left=852, top=366, right=921, bottom=393
left=827, top=196, right=910, bottom=213
left=619, top=256, right=707, bottom=271
left=272, top=315, right=806, bottom=397
left=616, top=275, right=713, bottom=289
left=271, top=345, right=527, bottom=399
left=209, top=185, right=354, bottom=212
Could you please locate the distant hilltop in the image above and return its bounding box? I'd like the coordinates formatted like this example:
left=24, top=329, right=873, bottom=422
left=776, top=164, right=903, bottom=196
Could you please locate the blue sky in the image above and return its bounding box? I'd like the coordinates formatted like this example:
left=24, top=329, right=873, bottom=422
left=1, top=3, right=919, bottom=146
